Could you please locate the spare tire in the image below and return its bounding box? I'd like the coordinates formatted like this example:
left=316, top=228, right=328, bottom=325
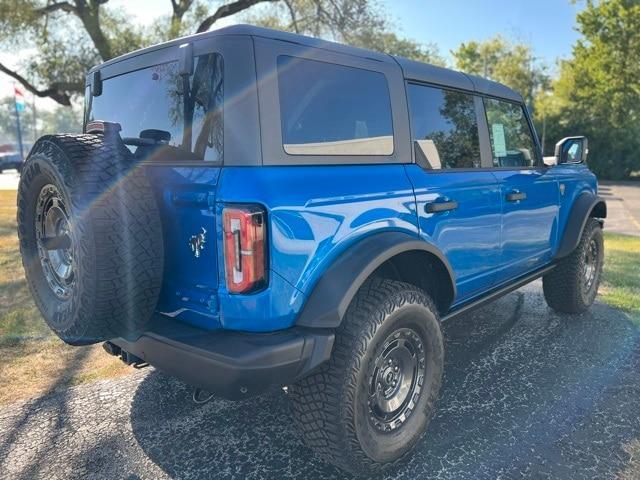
left=17, top=133, right=164, bottom=345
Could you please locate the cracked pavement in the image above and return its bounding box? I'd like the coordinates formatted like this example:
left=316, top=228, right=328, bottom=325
left=1, top=281, right=639, bottom=480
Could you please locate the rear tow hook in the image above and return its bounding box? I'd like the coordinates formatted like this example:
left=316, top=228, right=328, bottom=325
left=192, top=388, right=215, bottom=405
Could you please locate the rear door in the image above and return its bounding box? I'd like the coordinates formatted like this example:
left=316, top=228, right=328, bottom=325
left=405, top=83, right=502, bottom=304
left=482, top=98, right=559, bottom=282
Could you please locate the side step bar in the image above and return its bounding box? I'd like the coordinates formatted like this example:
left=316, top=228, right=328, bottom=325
left=442, top=264, right=556, bottom=322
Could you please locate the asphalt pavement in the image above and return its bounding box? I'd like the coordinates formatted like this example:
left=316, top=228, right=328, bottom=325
left=600, top=181, right=640, bottom=237
left=1, top=282, right=639, bottom=480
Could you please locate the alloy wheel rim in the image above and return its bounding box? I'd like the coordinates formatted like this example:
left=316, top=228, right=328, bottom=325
left=582, top=238, right=599, bottom=292
left=35, top=184, right=76, bottom=300
left=368, top=327, right=426, bottom=432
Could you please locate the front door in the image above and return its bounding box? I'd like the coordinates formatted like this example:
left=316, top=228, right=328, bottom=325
left=405, top=83, right=502, bottom=304
left=482, top=97, right=559, bottom=283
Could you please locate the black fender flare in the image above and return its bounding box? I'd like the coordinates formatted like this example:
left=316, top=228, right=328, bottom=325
left=556, top=192, right=607, bottom=259
left=295, top=231, right=456, bottom=329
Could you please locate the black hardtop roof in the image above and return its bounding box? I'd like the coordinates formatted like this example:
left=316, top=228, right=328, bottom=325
left=88, top=24, right=522, bottom=102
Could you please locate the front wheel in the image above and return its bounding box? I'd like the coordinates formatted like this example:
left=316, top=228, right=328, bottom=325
left=289, top=278, right=444, bottom=475
left=543, top=218, right=604, bottom=314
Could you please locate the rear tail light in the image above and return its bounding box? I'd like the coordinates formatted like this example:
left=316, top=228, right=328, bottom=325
left=222, top=205, right=266, bottom=293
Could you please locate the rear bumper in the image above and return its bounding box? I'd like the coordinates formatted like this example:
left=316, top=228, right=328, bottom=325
left=110, top=316, right=334, bottom=400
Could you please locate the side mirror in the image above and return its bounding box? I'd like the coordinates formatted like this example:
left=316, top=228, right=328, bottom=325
left=555, top=136, right=588, bottom=164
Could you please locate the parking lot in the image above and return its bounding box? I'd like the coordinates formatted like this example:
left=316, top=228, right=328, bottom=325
left=1, top=282, right=639, bottom=480
left=0, top=172, right=638, bottom=479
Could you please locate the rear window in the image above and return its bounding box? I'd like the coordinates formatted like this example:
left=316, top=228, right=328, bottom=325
left=87, top=53, right=223, bottom=162
left=276, top=56, right=393, bottom=156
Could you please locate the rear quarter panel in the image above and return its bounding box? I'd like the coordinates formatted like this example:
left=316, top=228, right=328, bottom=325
left=215, top=165, right=418, bottom=330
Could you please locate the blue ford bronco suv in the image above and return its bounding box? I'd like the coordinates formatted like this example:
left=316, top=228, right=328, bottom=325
left=18, top=25, right=606, bottom=475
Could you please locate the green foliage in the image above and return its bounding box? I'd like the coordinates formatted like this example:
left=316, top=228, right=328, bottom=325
left=537, top=0, right=640, bottom=179
left=0, top=96, right=81, bottom=146
left=0, top=0, right=443, bottom=107
left=349, top=31, right=444, bottom=65
left=452, top=36, right=549, bottom=108
left=602, top=233, right=640, bottom=325
left=0, top=0, right=637, bottom=181
left=243, top=0, right=444, bottom=64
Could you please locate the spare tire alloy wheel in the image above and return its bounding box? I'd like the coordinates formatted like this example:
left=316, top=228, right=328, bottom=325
left=35, top=184, right=75, bottom=300
left=18, top=134, right=164, bottom=345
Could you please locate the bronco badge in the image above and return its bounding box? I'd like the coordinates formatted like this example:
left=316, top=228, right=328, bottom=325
left=189, top=227, right=207, bottom=258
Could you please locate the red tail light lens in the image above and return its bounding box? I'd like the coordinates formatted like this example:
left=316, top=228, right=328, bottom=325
left=222, top=206, right=266, bottom=293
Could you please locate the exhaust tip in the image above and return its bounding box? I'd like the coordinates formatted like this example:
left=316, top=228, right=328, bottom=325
left=102, top=341, right=121, bottom=357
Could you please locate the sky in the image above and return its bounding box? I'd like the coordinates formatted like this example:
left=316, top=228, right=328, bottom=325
left=0, top=0, right=584, bottom=110
left=386, top=0, right=582, bottom=63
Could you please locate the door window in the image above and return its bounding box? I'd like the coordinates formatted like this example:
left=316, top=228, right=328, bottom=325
left=277, top=56, right=394, bottom=156
left=483, top=98, right=538, bottom=168
left=407, top=83, right=481, bottom=169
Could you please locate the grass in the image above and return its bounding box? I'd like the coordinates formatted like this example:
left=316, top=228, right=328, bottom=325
left=601, top=232, right=640, bottom=325
left=0, top=187, right=638, bottom=406
left=0, top=190, right=130, bottom=406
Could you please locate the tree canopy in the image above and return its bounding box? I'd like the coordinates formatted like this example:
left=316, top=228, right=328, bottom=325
left=0, top=0, right=440, bottom=106
left=452, top=36, right=549, bottom=110
left=0, top=0, right=638, bottom=178
left=537, top=0, right=640, bottom=178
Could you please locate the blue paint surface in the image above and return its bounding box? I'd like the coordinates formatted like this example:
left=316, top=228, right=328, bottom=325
left=148, top=162, right=597, bottom=332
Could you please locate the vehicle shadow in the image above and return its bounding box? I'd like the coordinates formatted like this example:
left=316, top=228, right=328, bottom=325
left=130, top=285, right=640, bottom=479
left=0, top=346, right=92, bottom=480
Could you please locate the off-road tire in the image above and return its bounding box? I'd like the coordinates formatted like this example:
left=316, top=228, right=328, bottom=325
left=543, top=218, right=604, bottom=314
left=289, top=278, right=444, bottom=475
left=17, top=134, right=164, bottom=345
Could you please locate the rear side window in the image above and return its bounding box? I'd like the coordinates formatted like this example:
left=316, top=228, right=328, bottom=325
left=407, top=83, right=481, bottom=169
left=483, top=98, right=538, bottom=168
left=277, top=56, right=393, bottom=156
left=88, top=53, right=223, bottom=162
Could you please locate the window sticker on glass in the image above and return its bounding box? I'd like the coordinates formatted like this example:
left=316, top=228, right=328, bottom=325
left=492, top=123, right=507, bottom=158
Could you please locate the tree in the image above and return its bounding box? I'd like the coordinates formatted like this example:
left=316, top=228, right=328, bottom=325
left=0, top=0, right=278, bottom=106
left=245, top=0, right=444, bottom=64
left=0, top=95, right=82, bottom=147
left=0, top=97, right=25, bottom=144
left=452, top=36, right=549, bottom=109
left=0, top=0, right=442, bottom=107
left=539, top=0, right=640, bottom=179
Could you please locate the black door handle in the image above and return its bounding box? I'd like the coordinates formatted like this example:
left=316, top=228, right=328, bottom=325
left=506, top=191, right=526, bottom=202
left=425, top=200, right=458, bottom=213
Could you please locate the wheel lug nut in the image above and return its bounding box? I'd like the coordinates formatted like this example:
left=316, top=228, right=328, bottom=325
left=394, top=366, right=399, bottom=372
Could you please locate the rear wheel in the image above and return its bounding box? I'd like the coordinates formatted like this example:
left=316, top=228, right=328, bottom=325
left=289, top=278, right=444, bottom=475
left=17, top=134, right=164, bottom=345
left=543, top=218, right=604, bottom=314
